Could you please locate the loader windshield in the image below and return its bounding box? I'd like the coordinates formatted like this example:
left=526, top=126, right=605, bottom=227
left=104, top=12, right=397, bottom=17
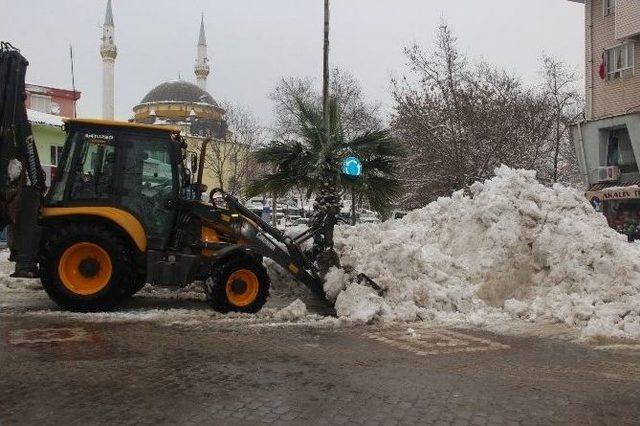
left=48, top=128, right=117, bottom=204
left=69, top=138, right=116, bottom=200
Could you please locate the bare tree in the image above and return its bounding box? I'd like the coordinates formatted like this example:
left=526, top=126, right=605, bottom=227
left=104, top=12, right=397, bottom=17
left=540, top=55, right=583, bottom=185
left=204, top=102, right=264, bottom=196
left=270, top=68, right=382, bottom=140
left=391, top=22, right=578, bottom=208
left=270, top=76, right=316, bottom=139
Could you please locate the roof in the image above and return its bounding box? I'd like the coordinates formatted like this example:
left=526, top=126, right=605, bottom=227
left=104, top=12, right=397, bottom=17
left=27, top=109, right=64, bottom=127
left=63, top=118, right=180, bottom=133
left=140, top=80, right=218, bottom=107
left=26, top=83, right=81, bottom=100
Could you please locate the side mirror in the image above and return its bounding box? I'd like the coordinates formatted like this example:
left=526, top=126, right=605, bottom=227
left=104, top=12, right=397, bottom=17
left=183, top=167, right=192, bottom=184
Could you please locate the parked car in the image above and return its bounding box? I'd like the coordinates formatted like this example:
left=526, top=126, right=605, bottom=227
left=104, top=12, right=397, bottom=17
left=358, top=210, right=381, bottom=224
left=291, top=217, right=309, bottom=226
left=390, top=210, right=408, bottom=220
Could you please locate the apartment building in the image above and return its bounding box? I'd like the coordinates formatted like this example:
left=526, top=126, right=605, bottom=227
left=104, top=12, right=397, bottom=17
left=570, top=0, right=640, bottom=238
left=24, top=84, right=81, bottom=186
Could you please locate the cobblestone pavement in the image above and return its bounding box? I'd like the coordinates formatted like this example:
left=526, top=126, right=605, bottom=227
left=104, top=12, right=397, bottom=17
left=1, top=298, right=640, bottom=425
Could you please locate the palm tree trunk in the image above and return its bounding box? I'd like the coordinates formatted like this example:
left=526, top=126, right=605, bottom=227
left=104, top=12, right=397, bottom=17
left=351, top=186, right=357, bottom=225
left=272, top=193, right=277, bottom=227
left=310, top=178, right=341, bottom=276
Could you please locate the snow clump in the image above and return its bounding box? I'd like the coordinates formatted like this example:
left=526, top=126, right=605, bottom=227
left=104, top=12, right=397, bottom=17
left=275, top=298, right=308, bottom=321
left=334, top=284, right=386, bottom=323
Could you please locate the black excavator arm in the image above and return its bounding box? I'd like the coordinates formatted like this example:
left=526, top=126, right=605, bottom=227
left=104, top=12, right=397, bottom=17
left=0, top=42, right=45, bottom=277
left=207, top=189, right=385, bottom=300
left=211, top=188, right=327, bottom=297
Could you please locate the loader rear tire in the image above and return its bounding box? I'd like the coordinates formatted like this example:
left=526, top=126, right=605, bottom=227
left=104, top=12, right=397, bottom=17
left=39, top=223, right=133, bottom=312
left=205, top=255, right=270, bottom=314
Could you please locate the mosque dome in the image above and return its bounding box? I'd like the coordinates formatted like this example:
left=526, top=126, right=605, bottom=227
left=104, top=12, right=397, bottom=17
left=140, top=80, right=218, bottom=107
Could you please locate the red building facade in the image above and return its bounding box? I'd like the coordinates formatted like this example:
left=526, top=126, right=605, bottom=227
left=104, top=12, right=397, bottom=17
left=25, top=83, right=81, bottom=118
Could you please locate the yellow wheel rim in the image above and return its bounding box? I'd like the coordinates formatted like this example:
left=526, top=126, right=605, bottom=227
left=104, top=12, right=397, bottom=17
left=58, top=242, right=113, bottom=296
left=225, top=269, right=260, bottom=307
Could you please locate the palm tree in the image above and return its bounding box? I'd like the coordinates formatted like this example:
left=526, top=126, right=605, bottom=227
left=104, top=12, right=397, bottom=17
left=246, top=97, right=404, bottom=271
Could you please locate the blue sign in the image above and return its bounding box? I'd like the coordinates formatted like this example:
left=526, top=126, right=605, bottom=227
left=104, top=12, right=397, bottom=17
left=342, top=156, right=362, bottom=177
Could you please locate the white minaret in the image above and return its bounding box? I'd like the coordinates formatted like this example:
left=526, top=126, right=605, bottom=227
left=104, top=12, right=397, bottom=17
left=100, top=0, right=117, bottom=119
left=194, top=13, right=210, bottom=91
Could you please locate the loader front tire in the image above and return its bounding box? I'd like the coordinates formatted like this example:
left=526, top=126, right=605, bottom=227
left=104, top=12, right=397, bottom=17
left=40, top=223, right=133, bottom=312
left=205, top=255, right=270, bottom=314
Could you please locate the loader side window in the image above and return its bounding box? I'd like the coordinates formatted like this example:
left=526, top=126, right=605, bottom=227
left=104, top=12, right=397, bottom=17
left=49, top=133, right=79, bottom=203
left=69, top=138, right=116, bottom=201
left=120, top=134, right=177, bottom=246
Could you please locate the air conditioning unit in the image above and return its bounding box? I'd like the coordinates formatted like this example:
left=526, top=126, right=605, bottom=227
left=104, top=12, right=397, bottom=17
left=596, top=166, right=621, bottom=182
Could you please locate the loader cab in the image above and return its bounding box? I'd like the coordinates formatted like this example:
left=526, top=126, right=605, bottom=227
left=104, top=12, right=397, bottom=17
left=46, top=119, right=184, bottom=250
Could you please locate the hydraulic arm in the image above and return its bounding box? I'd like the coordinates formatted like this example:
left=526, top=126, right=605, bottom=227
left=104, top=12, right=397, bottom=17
left=0, top=42, right=45, bottom=277
left=213, top=189, right=326, bottom=297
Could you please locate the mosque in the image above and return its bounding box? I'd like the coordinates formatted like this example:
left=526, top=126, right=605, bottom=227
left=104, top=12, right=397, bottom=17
left=99, top=1, right=240, bottom=192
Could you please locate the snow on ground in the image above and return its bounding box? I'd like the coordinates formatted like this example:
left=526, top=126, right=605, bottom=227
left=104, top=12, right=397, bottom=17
left=0, top=278, right=337, bottom=329
left=0, top=251, right=41, bottom=293
left=328, top=166, right=640, bottom=341
left=0, top=250, right=336, bottom=328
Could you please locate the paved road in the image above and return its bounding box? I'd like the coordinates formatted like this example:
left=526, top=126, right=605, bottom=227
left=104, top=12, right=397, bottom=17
left=1, top=298, right=640, bottom=426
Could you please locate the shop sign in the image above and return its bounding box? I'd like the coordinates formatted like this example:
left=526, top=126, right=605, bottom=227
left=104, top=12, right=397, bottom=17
left=587, top=186, right=640, bottom=201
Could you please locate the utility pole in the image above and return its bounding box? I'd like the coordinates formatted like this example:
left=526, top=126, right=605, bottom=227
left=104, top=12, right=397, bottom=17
left=69, top=44, right=77, bottom=118
left=322, top=0, right=330, bottom=135
left=315, top=0, right=339, bottom=269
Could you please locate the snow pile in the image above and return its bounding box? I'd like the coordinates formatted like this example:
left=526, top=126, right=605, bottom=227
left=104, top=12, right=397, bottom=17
left=329, top=166, right=640, bottom=340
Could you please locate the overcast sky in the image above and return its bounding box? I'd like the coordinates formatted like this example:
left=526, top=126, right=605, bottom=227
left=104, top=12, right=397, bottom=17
left=2, top=0, right=584, bottom=125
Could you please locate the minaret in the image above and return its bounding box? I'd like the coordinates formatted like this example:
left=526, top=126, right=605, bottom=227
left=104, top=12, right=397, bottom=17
left=100, top=0, right=117, bottom=119
left=194, top=13, right=210, bottom=91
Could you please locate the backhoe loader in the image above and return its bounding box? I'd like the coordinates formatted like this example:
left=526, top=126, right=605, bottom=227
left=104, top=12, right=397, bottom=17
left=0, top=43, right=367, bottom=313
left=11, top=114, right=337, bottom=312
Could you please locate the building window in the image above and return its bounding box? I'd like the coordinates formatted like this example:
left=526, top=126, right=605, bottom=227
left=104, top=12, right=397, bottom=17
left=30, top=94, right=52, bottom=114
left=50, top=146, right=64, bottom=166
left=604, top=0, right=616, bottom=16
left=606, top=128, right=638, bottom=173
left=606, top=42, right=635, bottom=80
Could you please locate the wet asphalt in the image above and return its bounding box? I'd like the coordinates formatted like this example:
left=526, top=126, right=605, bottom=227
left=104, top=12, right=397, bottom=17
left=1, top=289, right=640, bottom=425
